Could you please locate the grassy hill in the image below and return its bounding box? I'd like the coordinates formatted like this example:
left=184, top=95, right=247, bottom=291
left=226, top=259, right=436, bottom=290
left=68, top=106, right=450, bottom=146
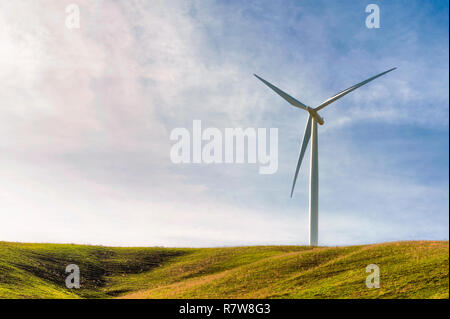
left=0, top=241, right=448, bottom=299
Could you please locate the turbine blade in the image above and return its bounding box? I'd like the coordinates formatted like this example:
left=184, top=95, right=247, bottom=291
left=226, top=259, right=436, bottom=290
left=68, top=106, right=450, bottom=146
left=254, top=74, right=309, bottom=111
left=291, top=115, right=312, bottom=197
left=314, top=67, right=396, bottom=111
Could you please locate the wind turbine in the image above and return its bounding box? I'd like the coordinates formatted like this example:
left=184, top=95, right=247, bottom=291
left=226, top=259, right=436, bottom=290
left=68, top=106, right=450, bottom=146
left=254, top=67, right=396, bottom=246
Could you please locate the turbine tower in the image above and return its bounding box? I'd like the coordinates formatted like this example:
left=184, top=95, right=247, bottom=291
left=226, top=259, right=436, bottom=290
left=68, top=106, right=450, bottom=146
left=255, top=67, right=396, bottom=246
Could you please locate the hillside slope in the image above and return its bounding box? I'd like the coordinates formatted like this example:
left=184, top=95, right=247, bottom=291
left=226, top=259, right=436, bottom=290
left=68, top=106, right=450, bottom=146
left=0, top=241, right=448, bottom=299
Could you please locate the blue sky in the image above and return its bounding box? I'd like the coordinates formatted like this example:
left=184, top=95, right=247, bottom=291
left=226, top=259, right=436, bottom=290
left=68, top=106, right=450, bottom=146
left=0, top=0, right=448, bottom=246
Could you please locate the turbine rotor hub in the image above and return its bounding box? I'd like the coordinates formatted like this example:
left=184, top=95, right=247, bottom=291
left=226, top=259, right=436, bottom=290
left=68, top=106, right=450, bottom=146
left=306, top=107, right=324, bottom=125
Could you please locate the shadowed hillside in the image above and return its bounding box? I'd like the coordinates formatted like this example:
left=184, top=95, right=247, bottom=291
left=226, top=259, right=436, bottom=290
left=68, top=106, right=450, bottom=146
left=0, top=241, right=448, bottom=299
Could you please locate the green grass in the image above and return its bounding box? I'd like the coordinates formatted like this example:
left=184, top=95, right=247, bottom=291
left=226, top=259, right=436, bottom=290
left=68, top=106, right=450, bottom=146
left=0, top=241, right=447, bottom=299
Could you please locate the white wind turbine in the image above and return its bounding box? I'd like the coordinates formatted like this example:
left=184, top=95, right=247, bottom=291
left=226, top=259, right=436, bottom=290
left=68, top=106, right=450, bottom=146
left=255, top=67, right=396, bottom=246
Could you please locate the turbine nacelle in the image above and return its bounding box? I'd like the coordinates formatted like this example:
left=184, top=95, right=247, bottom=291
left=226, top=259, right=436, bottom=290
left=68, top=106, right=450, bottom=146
left=306, top=107, right=324, bottom=125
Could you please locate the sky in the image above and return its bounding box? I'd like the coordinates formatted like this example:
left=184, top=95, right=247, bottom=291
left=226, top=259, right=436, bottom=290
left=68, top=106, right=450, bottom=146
left=0, top=0, right=448, bottom=247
